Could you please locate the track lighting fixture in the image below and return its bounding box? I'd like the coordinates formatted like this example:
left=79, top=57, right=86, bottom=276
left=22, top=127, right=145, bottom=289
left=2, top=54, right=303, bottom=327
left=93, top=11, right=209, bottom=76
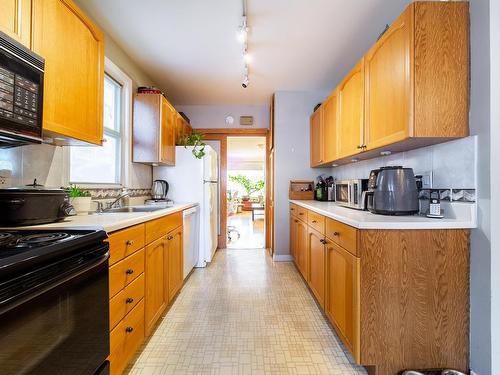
left=238, top=0, right=250, bottom=88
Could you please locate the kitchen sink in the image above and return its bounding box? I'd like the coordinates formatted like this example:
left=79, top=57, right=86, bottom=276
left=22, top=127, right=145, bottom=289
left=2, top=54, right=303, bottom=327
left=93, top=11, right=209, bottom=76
left=95, top=206, right=167, bottom=214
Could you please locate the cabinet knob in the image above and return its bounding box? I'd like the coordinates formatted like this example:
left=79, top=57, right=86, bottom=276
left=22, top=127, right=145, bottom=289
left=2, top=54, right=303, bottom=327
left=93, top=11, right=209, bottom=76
left=125, top=326, right=134, bottom=333
left=357, top=145, right=363, bottom=149
left=294, top=220, right=298, bottom=223
left=333, top=232, right=340, bottom=236
left=126, top=240, right=134, bottom=245
left=167, top=235, right=174, bottom=241
left=126, top=268, right=134, bottom=275
left=312, top=220, right=317, bottom=223
left=126, top=297, right=134, bottom=304
left=299, top=213, right=304, bottom=216
left=291, top=208, right=295, bottom=211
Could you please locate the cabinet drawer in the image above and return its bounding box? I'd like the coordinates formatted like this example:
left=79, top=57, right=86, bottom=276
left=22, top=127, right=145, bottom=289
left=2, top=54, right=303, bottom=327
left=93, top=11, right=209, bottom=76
left=145, top=212, right=182, bottom=244
left=326, top=218, right=358, bottom=256
left=110, top=299, right=145, bottom=375
left=109, top=273, right=145, bottom=331
left=108, top=224, right=145, bottom=266
left=109, top=249, right=145, bottom=298
left=290, top=203, right=298, bottom=217
left=308, top=211, right=325, bottom=234
left=295, top=206, right=308, bottom=222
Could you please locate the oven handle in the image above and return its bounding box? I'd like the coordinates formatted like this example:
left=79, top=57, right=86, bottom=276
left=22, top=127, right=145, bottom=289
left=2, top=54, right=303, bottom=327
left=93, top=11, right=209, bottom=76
left=0, top=252, right=109, bottom=316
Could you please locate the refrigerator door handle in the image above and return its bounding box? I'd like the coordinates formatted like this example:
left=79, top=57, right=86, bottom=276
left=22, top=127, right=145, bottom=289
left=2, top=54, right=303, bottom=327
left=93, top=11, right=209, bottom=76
left=203, top=180, right=218, bottom=184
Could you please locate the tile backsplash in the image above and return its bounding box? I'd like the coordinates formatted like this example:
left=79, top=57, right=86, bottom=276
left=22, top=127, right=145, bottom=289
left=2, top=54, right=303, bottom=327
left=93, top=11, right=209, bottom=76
left=330, top=136, right=477, bottom=189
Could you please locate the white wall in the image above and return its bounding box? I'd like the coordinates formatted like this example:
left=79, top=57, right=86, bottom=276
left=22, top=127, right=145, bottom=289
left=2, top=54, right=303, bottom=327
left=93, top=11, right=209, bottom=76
left=490, top=0, right=500, bottom=372
left=469, top=0, right=492, bottom=373
left=273, top=91, right=328, bottom=256
left=175, top=105, right=269, bottom=129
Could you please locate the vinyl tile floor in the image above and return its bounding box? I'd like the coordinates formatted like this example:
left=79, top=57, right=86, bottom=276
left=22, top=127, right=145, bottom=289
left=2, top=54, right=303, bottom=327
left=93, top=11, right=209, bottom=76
left=125, top=249, right=367, bottom=375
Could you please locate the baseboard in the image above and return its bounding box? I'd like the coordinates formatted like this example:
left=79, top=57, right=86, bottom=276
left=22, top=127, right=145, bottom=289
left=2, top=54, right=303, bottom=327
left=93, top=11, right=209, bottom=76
left=273, top=254, right=293, bottom=262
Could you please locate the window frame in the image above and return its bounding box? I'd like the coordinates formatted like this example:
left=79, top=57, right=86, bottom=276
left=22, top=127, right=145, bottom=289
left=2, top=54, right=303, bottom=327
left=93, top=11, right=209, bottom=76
left=66, top=57, right=133, bottom=188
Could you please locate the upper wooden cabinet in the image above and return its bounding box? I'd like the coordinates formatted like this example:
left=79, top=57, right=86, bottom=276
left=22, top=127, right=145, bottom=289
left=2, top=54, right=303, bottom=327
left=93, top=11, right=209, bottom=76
left=175, top=113, right=192, bottom=145
left=133, top=93, right=176, bottom=166
left=0, top=0, right=32, bottom=47
left=32, top=0, right=104, bottom=145
left=322, top=91, right=339, bottom=164
left=311, top=1, right=469, bottom=167
left=310, top=106, right=323, bottom=167
left=364, top=7, right=412, bottom=151
left=337, top=59, right=365, bottom=160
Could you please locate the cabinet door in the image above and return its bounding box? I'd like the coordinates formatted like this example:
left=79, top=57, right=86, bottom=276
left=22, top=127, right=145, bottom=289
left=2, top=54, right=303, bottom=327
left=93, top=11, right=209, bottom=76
left=296, top=220, right=309, bottom=279
left=364, top=8, right=412, bottom=150
left=145, top=237, right=168, bottom=335
left=0, top=0, right=32, bottom=47
left=337, top=60, right=365, bottom=159
left=32, top=0, right=104, bottom=145
left=326, top=241, right=360, bottom=362
left=310, top=106, right=323, bottom=167
left=160, top=98, right=175, bottom=165
left=290, top=216, right=298, bottom=261
left=167, top=227, right=183, bottom=301
left=322, top=91, right=338, bottom=163
left=308, top=228, right=326, bottom=308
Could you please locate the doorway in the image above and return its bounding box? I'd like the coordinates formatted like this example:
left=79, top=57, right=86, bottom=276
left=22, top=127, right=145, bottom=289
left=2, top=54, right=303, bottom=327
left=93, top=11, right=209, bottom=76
left=226, top=137, right=266, bottom=249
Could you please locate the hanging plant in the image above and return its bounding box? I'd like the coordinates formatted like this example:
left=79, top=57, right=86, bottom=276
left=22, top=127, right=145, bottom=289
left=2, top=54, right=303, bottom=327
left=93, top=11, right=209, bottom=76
left=181, top=131, right=206, bottom=159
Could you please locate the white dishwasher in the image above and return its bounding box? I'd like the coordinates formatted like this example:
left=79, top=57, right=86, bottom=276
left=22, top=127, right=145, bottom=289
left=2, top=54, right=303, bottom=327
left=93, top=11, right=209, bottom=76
left=183, top=206, right=200, bottom=279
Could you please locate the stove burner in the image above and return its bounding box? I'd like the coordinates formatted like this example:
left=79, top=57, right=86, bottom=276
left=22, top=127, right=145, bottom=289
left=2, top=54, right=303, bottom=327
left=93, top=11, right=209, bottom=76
left=17, top=233, right=72, bottom=246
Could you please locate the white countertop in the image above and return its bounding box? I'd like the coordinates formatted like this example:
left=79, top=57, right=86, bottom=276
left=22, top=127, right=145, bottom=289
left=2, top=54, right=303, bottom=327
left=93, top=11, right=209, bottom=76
left=290, top=200, right=477, bottom=230
left=6, top=203, right=198, bottom=233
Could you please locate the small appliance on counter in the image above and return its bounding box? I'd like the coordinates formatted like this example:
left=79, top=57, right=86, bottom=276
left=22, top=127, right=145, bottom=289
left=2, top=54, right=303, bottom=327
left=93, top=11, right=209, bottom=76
left=335, top=179, right=368, bottom=210
left=146, top=179, right=174, bottom=206
left=366, top=166, right=419, bottom=215
left=0, top=179, right=76, bottom=226
left=289, top=180, right=314, bottom=200
left=314, top=176, right=335, bottom=201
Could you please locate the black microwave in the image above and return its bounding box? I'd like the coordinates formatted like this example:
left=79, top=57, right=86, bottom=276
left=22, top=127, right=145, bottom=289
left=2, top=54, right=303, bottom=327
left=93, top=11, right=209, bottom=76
left=0, top=31, right=44, bottom=147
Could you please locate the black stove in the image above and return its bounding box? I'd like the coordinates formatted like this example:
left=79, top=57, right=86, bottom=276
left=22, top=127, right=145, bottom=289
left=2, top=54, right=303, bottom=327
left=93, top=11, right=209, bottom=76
left=0, top=228, right=110, bottom=375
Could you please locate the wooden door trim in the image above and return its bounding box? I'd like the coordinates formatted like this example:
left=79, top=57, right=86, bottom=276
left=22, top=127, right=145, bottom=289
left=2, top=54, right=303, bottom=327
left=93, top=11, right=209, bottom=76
left=198, top=129, right=270, bottom=251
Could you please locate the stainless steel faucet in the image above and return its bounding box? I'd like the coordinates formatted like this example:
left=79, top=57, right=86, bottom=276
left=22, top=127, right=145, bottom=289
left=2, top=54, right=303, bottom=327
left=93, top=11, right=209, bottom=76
left=106, top=191, right=130, bottom=210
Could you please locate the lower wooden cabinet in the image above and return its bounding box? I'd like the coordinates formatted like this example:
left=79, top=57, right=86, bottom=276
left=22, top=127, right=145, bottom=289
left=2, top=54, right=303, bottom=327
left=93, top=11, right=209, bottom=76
left=167, top=227, right=183, bottom=301
left=145, top=236, right=168, bottom=335
left=110, top=300, right=145, bottom=375
left=289, top=203, right=469, bottom=375
left=325, top=241, right=360, bottom=362
left=307, top=227, right=326, bottom=308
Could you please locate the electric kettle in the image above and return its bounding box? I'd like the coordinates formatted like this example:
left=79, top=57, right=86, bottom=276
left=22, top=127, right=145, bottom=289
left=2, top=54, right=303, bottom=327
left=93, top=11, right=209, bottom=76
left=151, top=180, right=169, bottom=200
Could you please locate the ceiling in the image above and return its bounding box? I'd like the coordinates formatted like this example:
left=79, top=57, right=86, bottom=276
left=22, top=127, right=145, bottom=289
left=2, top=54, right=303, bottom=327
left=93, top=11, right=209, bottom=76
left=227, top=137, right=266, bottom=170
left=78, top=0, right=410, bottom=105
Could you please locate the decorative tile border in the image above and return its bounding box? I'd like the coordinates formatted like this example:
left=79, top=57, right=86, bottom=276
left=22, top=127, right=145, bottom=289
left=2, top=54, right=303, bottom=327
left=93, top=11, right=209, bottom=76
left=418, top=188, right=476, bottom=202
left=83, top=188, right=151, bottom=200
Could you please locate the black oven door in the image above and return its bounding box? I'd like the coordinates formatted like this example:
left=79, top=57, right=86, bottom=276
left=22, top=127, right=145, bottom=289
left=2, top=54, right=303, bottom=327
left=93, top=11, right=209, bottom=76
left=0, top=246, right=109, bottom=375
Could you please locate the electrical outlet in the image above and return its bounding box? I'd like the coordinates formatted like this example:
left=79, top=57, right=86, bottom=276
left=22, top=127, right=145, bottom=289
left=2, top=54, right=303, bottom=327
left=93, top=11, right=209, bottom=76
left=0, top=176, right=11, bottom=187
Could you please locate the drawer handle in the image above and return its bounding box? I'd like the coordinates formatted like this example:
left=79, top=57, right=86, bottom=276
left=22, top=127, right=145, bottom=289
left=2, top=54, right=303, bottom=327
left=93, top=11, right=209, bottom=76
left=333, top=232, right=340, bottom=236
left=125, top=326, right=134, bottom=333
left=126, top=297, right=134, bottom=304
left=299, top=213, right=304, bottom=215
left=320, top=239, right=327, bottom=244
left=312, top=220, right=317, bottom=223
left=294, top=220, right=298, bottom=223
left=167, top=235, right=174, bottom=241
left=291, top=208, right=295, bottom=211
left=126, top=240, right=134, bottom=245
left=126, top=268, right=134, bottom=275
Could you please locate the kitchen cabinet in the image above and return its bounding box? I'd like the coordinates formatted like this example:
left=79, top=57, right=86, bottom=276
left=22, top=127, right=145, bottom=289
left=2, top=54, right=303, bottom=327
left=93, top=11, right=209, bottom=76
left=32, top=0, right=105, bottom=145
left=133, top=93, right=176, bottom=166
left=310, top=2, right=469, bottom=167
left=307, top=227, right=326, bottom=308
left=175, top=113, right=192, bottom=145
left=326, top=240, right=360, bottom=362
left=296, top=219, right=308, bottom=279
left=0, top=0, right=32, bottom=47
left=337, top=59, right=364, bottom=160
left=310, top=106, right=323, bottom=167
left=145, top=236, right=168, bottom=335
left=290, top=216, right=297, bottom=261
left=322, top=91, right=338, bottom=163
left=289, top=203, right=469, bottom=375
left=167, top=227, right=183, bottom=301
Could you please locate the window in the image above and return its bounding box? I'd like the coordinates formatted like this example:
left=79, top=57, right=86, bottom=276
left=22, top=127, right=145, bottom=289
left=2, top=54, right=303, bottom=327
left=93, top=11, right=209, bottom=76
left=69, top=66, right=129, bottom=185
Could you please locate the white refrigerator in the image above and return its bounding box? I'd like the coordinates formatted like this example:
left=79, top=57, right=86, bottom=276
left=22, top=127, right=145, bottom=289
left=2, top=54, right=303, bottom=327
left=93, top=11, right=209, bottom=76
left=153, top=146, right=219, bottom=267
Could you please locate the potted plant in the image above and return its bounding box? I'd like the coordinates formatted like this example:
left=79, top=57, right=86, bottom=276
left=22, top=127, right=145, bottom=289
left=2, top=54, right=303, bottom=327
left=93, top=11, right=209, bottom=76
left=66, top=184, right=92, bottom=214
left=181, top=131, right=206, bottom=159
left=228, top=175, right=265, bottom=201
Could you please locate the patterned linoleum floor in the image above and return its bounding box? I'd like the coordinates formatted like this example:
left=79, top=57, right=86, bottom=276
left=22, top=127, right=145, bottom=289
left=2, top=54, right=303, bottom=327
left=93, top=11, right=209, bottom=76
left=125, top=249, right=367, bottom=375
